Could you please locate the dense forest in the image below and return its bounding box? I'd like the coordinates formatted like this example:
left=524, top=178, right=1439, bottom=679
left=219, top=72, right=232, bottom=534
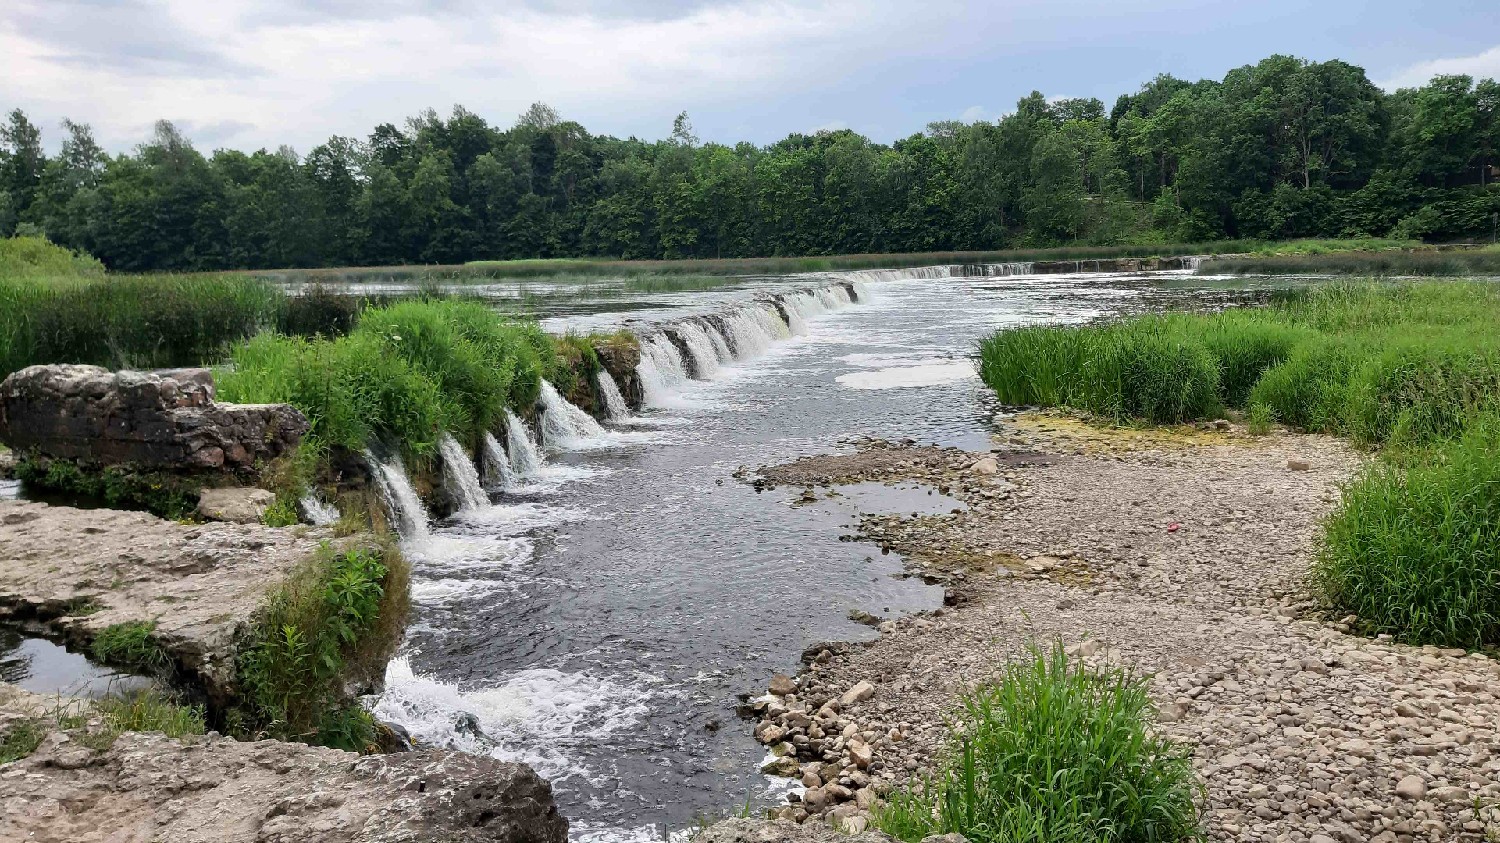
left=1, top=54, right=1498, bottom=272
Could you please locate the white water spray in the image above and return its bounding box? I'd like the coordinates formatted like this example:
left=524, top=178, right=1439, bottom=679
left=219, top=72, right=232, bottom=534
left=300, top=494, right=340, bottom=526
left=438, top=433, right=488, bottom=511
left=369, top=452, right=429, bottom=540
left=504, top=410, right=544, bottom=477
left=539, top=381, right=606, bottom=450
left=481, top=432, right=516, bottom=488
left=596, top=371, right=630, bottom=420
left=672, top=324, right=721, bottom=378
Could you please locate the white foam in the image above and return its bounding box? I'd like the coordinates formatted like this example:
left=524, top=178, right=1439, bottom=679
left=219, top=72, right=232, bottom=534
left=410, top=578, right=517, bottom=604
left=299, top=494, right=340, bottom=526
left=439, top=433, right=489, bottom=511
left=835, top=360, right=978, bottom=390
left=373, top=658, right=651, bottom=785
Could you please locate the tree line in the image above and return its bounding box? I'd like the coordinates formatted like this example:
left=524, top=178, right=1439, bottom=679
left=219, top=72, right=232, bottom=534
left=1, top=54, right=1497, bottom=272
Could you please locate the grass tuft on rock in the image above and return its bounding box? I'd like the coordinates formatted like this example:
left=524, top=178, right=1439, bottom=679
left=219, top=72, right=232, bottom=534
left=0, top=719, right=46, bottom=763
left=91, top=621, right=173, bottom=676
left=876, top=643, right=1200, bottom=843
left=233, top=541, right=408, bottom=751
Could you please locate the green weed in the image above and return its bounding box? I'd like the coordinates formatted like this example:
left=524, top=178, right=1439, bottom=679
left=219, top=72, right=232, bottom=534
left=0, top=719, right=45, bottom=763
left=91, top=621, right=172, bottom=675
left=876, top=643, right=1200, bottom=843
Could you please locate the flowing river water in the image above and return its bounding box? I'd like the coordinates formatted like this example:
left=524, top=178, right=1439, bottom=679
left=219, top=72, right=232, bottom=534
left=342, top=267, right=1282, bottom=841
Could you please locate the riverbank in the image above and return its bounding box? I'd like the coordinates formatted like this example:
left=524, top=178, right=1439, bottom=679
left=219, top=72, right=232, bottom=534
left=744, top=416, right=1500, bottom=842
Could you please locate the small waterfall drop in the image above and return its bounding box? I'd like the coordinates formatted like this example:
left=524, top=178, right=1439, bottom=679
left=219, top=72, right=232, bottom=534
left=596, top=371, right=630, bottom=420
left=673, top=324, right=720, bottom=378
left=504, top=410, right=544, bottom=477
left=438, top=433, right=488, bottom=511
left=481, top=432, right=516, bottom=488
left=300, top=494, right=340, bottom=526
left=369, top=452, right=429, bottom=540
left=637, top=335, right=690, bottom=407
left=702, top=322, right=734, bottom=362
left=539, top=381, right=607, bottom=450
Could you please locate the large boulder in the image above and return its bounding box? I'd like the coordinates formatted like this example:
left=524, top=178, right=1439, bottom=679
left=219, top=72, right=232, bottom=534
left=0, top=725, right=569, bottom=843
left=0, top=364, right=307, bottom=471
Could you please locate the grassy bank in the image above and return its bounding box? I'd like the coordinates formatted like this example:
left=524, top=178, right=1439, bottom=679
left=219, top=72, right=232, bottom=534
left=978, top=280, right=1500, bottom=648
left=1200, top=246, right=1500, bottom=277
left=877, top=644, right=1199, bottom=842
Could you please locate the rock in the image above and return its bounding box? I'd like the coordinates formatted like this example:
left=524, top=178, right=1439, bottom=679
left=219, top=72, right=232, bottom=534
left=1395, top=775, right=1427, bottom=800
left=0, top=728, right=568, bottom=843
left=849, top=609, right=882, bottom=627
left=802, top=786, right=828, bottom=813
left=839, top=816, right=869, bottom=834
left=769, top=674, right=797, bottom=696
left=847, top=739, right=873, bottom=769
left=1428, top=785, right=1470, bottom=803
left=920, top=836, right=969, bottom=843
left=1287, top=459, right=1311, bottom=471
left=761, top=756, right=801, bottom=777
left=196, top=487, right=276, bottom=524
left=695, top=818, right=895, bottom=842
left=968, top=457, right=999, bottom=475
left=839, top=680, right=875, bottom=707
left=0, top=364, right=307, bottom=471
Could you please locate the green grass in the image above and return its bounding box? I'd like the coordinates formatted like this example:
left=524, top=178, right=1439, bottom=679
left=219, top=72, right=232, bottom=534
left=979, top=280, right=1500, bottom=649
left=1315, top=420, right=1500, bottom=650
left=0, top=235, right=105, bottom=278
left=876, top=643, right=1199, bottom=843
left=1201, top=248, right=1500, bottom=277
left=91, top=621, right=173, bottom=675
left=0, top=719, right=45, bottom=763
left=234, top=542, right=408, bottom=751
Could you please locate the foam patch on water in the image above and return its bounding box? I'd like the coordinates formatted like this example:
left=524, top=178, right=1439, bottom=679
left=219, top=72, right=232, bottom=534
left=405, top=534, right=535, bottom=569
left=373, top=658, right=651, bottom=785
left=835, top=360, right=977, bottom=389
left=447, top=501, right=588, bottom=533
left=410, top=577, right=518, bottom=604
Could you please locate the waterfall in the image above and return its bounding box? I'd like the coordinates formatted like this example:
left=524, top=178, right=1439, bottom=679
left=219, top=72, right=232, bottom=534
left=481, top=432, right=515, bottom=488
left=673, top=323, right=720, bottom=378
left=369, top=452, right=429, bottom=540
left=504, top=410, right=544, bottom=477
left=539, top=381, right=606, bottom=450
left=702, top=322, right=734, bottom=362
left=439, top=433, right=488, bottom=511
left=636, top=335, right=690, bottom=407
left=300, top=494, right=340, bottom=526
left=596, top=371, right=630, bottom=420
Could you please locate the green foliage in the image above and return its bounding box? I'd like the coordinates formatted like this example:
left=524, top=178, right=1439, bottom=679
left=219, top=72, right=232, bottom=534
left=47, top=690, right=206, bottom=753
left=0, top=235, right=104, bottom=278
left=235, top=543, right=408, bottom=751
left=1247, top=402, right=1274, bottom=435
left=262, top=495, right=301, bottom=527
left=13, top=458, right=201, bottom=519
left=1316, top=420, right=1500, bottom=649
left=91, top=621, right=172, bottom=675
left=0, top=271, right=281, bottom=378
left=0, top=719, right=45, bottom=763
left=1203, top=250, right=1500, bottom=277
left=876, top=643, right=1200, bottom=843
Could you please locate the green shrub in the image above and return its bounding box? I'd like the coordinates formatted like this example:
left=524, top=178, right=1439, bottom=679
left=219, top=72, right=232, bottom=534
left=235, top=542, right=408, bottom=750
left=92, top=621, right=172, bottom=675
left=1105, top=327, right=1222, bottom=423
left=1192, top=314, right=1316, bottom=408
left=1247, top=402, right=1274, bottom=436
left=13, top=458, right=202, bottom=519
left=1316, top=422, right=1500, bottom=649
left=0, top=235, right=105, bottom=278
left=1342, top=336, right=1500, bottom=446
left=876, top=643, right=1200, bottom=843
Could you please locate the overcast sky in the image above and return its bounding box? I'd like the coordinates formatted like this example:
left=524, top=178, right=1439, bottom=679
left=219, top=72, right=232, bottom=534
left=4, top=0, right=1499, bottom=154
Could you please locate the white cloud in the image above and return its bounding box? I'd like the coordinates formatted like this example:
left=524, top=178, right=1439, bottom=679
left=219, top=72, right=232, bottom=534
left=0, top=0, right=958, bottom=151
left=960, top=105, right=989, bottom=123
left=1378, top=44, right=1500, bottom=91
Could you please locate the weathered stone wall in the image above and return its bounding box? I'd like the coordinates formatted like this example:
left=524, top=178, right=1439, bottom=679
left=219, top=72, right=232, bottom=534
left=0, top=364, right=307, bottom=471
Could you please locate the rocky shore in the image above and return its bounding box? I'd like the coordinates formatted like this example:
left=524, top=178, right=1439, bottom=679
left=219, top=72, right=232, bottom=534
left=740, top=415, right=1500, bottom=842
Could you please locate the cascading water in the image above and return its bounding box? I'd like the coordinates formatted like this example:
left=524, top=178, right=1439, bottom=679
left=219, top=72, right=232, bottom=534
left=636, top=335, right=690, bottom=407
left=504, top=410, right=544, bottom=477
left=538, top=381, right=606, bottom=451
left=702, top=322, right=735, bottom=362
left=672, top=323, right=721, bottom=378
left=300, top=494, right=340, bottom=526
left=596, top=371, right=631, bottom=420
left=481, top=432, right=516, bottom=488
left=438, top=433, right=489, bottom=511
left=369, top=452, right=429, bottom=540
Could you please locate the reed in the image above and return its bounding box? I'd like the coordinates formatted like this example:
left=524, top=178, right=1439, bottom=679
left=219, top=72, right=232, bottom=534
left=1201, top=248, right=1500, bottom=277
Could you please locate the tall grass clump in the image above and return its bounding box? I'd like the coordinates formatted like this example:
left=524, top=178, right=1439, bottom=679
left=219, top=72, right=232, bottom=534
left=876, top=643, right=1199, bottom=843
left=1201, top=249, right=1500, bottom=277
left=1315, top=420, right=1500, bottom=649
left=234, top=542, right=408, bottom=751
left=0, top=235, right=105, bottom=278
left=0, top=273, right=282, bottom=378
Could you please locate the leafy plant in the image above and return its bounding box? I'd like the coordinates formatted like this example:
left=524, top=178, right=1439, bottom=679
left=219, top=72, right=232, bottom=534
left=876, top=643, right=1200, bottom=843
left=91, top=621, right=172, bottom=675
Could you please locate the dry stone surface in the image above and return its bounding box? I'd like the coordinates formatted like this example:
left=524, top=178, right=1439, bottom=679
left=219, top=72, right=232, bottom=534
left=739, top=418, right=1500, bottom=842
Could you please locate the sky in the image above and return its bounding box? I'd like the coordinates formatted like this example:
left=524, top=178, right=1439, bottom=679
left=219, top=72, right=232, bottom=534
left=3, top=0, right=1500, bottom=154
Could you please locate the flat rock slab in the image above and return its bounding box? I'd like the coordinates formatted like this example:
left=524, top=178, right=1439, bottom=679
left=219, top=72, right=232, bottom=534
left=0, top=717, right=567, bottom=843
left=0, top=500, right=331, bottom=704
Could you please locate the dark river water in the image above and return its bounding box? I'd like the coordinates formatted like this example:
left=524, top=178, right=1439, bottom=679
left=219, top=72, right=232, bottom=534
left=349, top=267, right=1277, bottom=841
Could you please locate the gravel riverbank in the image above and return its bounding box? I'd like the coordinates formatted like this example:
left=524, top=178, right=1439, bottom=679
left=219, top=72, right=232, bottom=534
left=742, top=415, right=1500, bottom=843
